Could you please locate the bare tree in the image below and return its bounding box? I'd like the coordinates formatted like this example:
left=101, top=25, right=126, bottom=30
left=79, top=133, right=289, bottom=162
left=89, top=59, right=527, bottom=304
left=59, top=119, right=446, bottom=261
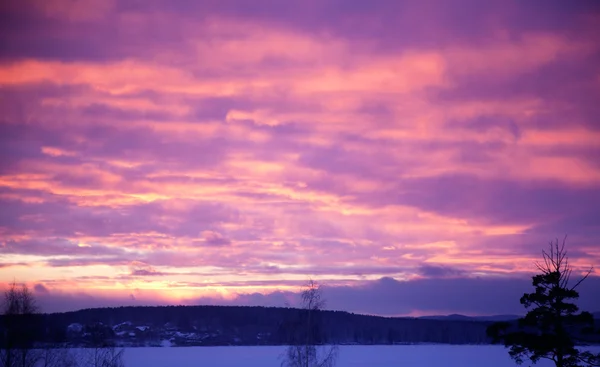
left=281, top=279, right=338, bottom=367
left=1, top=282, right=39, bottom=367
left=80, top=322, right=125, bottom=367
left=36, top=347, right=78, bottom=367
left=80, top=346, right=125, bottom=367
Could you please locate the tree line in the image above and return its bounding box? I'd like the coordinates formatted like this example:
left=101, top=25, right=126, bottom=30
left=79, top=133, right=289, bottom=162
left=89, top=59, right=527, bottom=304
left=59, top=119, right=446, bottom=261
left=1, top=305, right=500, bottom=346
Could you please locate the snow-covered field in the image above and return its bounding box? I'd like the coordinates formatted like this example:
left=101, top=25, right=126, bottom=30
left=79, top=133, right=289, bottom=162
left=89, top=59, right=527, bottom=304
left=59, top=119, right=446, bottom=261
left=120, top=345, right=600, bottom=367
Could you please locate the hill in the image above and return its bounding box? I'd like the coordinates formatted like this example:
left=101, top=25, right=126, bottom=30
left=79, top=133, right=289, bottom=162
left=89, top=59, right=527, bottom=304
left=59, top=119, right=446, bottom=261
left=3, top=306, right=597, bottom=347
left=3, top=305, right=492, bottom=347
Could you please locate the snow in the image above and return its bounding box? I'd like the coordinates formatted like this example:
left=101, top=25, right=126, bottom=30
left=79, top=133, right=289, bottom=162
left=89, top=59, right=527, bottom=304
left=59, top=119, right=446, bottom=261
left=160, top=339, right=173, bottom=347
left=120, top=345, right=600, bottom=367
left=67, top=323, right=83, bottom=333
left=113, top=321, right=132, bottom=330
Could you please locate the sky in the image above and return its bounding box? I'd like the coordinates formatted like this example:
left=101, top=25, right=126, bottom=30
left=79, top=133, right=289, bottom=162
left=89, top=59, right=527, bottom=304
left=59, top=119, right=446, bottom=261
left=1, top=0, right=600, bottom=317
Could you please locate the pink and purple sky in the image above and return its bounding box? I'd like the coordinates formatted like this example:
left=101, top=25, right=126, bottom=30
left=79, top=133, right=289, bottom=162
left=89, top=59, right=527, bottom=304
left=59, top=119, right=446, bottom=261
left=1, top=0, right=600, bottom=316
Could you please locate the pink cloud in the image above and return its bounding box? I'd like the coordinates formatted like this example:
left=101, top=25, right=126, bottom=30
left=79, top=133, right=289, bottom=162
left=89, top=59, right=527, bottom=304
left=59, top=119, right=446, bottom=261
left=1, top=0, right=599, bottom=316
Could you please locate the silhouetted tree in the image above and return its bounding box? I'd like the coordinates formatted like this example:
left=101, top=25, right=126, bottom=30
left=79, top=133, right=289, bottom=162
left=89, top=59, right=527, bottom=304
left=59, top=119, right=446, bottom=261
left=36, top=347, right=78, bottom=367
left=488, top=238, right=600, bottom=367
left=1, top=282, right=39, bottom=367
left=81, top=322, right=125, bottom=367
left=81, top=346, right=124, bottom=367
left=281, top=279, right=338, bottom=367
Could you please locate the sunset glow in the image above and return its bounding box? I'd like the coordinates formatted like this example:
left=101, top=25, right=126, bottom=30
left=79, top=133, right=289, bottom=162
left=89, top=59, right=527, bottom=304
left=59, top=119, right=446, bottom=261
left=1, top=0, right=599, bottom=316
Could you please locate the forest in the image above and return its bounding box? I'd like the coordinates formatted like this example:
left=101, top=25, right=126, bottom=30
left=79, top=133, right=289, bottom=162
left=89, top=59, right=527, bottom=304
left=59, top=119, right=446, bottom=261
left=1, top=305, right=496, bottom=347
left=2, top=305, right=599, bottom=348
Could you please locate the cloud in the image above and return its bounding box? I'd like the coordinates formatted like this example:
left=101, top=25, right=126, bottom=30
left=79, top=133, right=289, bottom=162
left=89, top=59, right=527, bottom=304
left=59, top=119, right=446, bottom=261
left=16, top=276, right=600, bottom=316
left=34, top=283, right=49, bottom=294
left=0, top=0, right=599, bottom=317
left=32, top=289, right=165, bottom=313
left=322, top=276, right=600, bottom=316
left=417, top=264, right=465, bottom=278
left=200, top=230, right=231, bottom=247
left=129, top=261, right=166, bottom=277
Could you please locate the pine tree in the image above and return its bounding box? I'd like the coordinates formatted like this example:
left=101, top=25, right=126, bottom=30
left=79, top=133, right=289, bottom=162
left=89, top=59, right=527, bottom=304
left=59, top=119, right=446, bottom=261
left=488, top=238, right=600, bottom=367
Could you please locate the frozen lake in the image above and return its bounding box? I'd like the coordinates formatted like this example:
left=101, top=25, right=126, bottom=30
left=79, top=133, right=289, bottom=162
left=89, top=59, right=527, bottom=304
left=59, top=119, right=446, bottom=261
left=119, top=345, right=600, bottom=367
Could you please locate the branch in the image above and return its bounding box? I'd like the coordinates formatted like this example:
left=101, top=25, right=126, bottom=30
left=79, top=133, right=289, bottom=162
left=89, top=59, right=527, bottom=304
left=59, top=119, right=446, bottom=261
left=570, top=267, right=593, bottom=291
left=576, top=352, right=600, bottom=367
left=536, top=261, right=549, bottom=274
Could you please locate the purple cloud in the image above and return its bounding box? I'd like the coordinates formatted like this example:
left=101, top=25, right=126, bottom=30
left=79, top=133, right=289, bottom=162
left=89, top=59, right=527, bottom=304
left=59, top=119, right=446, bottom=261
left=25, top=276, right=600, bottom=316
left=417, top=264, right=465, bottom=278
left=34, top=283, right=49, bottom=294
left=1, top=0, right=599, bottom=317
